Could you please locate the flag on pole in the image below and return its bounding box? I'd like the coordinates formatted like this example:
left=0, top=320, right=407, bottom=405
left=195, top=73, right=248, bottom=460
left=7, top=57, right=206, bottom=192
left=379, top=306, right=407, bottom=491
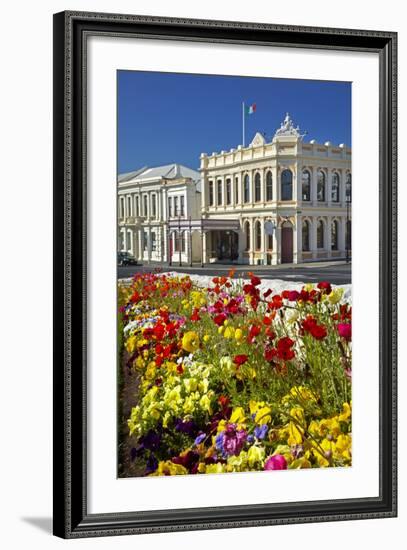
left=245, top=103, right=256, bottom=115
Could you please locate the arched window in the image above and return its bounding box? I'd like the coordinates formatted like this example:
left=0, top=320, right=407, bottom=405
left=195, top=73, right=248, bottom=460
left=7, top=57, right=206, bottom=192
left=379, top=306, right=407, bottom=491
left=254, top=173, right=261, bottom=202
left=331, top=172, right=340, bottom=202
left=317, top=170, right=326, bottom=202
left=346, top=173, right=352, bottom=201
left=217, top=180, right=223, bottom=206
left=317, top=220, right=324, bottom=248
left=302, top=170, right=311, bottom=201
left=331, top=220, right=339, bottom=250
left=244, top=221, right=250, bottom=251
left=255, top=220, right=261, bottom=250
left=243, top=174, right=250, bottom=203
left=302, top=220, right=310, bottom=251
left=281, top=169, right=293, bottom=201
left=226, top=179, right=231, bottom=205
left=209, top=181, right=214, bottom=206
left=266, top=171, right=273, bottom=201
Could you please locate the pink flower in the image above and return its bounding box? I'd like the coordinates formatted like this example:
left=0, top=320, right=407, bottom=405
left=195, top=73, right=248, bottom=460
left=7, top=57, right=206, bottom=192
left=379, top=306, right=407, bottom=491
left=264, top=454, right=287, bottom=471
left=337, top=323, right=352, bottom=341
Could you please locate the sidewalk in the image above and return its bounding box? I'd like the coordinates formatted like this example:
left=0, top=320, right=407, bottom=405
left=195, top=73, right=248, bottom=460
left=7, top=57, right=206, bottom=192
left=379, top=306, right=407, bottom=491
left=139, top=260, right=350, bottom=271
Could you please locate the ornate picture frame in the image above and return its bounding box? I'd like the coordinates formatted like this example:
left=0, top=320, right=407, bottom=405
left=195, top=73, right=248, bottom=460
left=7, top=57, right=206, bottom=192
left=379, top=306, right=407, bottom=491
left=53, top=11, right=397, bottom=538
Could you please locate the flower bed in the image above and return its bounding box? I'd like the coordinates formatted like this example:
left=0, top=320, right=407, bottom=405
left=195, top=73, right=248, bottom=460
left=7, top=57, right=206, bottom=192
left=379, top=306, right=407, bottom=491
left=118, top=271, right=352, bottom=476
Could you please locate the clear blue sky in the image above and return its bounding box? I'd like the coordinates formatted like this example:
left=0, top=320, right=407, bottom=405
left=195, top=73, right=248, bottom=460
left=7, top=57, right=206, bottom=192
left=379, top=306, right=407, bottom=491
left=118, top=70, right=351, bottom=174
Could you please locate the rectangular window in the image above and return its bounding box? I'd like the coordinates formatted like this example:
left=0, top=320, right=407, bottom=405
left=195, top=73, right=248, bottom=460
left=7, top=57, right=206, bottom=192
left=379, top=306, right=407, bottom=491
left=119, top=197, right=125, bottom=218
left=217, top=180, right=222, bottom=206
left=226, top=179, right=231, bottom=205
left=135, top=195, right=139, bottom=217
left=180, top=195, right=185, bottom=217
left=127, top=196, right=132, bottom=216
left=151, top=231, right=157, bottom=251
left=174, top=196, right=179, bottom=216
left=143, top=195, right=148, bottom=217
left=168, top=197, right=172, bottom=218
left=143, top=231, right=148, bottom=251
left=267, top=234, right=273, bottom=250
left=151, top=194, right=157, bottom=218
left=235, top=177, right=239, bottom=204
left=209, top=181, right=214, bottom=206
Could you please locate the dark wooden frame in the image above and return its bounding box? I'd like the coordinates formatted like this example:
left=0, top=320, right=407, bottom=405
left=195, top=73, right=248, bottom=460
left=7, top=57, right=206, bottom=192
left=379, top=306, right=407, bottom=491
left=53, top=10, right=397, bottom=538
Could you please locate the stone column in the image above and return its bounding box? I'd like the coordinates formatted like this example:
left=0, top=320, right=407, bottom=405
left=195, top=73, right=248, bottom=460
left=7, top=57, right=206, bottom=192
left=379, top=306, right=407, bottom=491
left=275, top=222, right=282, bottom=265
left=293, top=215, right=302, bottom=264
left=261, top=218, right=267, bottom=265
left=327, top=168, right=332, bottom=207
left=310, top=217, right=318, bottom=260
left=249, top=218, right=255, bottom=264
left=310, top=167, right=317, bottom=206
left=147, top=227, right=152, bottom=264
left=201, top=173, right=207, bottom=212
left=202, top=231, right=208, bottom=264
left=326, top=216, right=332, bottom=258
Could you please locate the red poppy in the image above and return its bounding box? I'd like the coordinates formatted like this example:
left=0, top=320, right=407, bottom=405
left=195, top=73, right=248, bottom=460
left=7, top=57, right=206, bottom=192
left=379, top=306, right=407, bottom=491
left=250, top=274, right=262, bottom=287
left=276, top=337, right=295, bottom=361
left=288, top=290, right=300, bottom=301
left=213, top=313, right=227, bottom=326
left=310, top=324, right=327, bottom=340
left=263, top=288, right=273, bottom=299
left=337, top=322, right=352, bottom=341
left=190, top=308, right=201, bottom=321
left=248, top=324, right=261, bottom=343
left=233, top=354, right=248, bottom=366
left=317, top=281, right=332, bottom=295
left=264, top=347, right=277, bottom=362
left=263, top=315, right=272, bottom=326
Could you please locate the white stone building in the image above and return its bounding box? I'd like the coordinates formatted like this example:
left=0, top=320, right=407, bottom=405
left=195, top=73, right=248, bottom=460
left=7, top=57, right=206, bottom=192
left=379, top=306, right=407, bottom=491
left=199, top=113, right=352, bottom=265
left=118, top=164, right=202, bottom=264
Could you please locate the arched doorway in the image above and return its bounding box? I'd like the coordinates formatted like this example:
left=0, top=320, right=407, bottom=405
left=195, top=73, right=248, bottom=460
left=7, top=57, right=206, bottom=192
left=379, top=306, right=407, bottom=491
left=281, top=221, right=293, bottom=263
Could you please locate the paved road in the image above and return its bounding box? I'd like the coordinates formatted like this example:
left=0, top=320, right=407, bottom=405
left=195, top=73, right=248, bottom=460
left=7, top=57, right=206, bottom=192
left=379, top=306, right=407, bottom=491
left=118, top=262, right=351, bottom=285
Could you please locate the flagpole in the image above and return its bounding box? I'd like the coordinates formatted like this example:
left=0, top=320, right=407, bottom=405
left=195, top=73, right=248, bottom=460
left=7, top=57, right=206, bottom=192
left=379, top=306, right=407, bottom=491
left=242, top=101, right=245, bottom=147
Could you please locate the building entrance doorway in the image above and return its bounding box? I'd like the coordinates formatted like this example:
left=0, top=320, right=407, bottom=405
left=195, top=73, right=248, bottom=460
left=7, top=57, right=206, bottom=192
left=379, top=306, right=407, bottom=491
left=212, top=230, right=239, bottom=261
left=281, top=222, right=293, bottom=264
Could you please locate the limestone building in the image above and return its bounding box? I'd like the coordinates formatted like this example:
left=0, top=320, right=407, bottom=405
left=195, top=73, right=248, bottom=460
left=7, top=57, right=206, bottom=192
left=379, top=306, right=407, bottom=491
left=200, top=113, right=351, bottom=265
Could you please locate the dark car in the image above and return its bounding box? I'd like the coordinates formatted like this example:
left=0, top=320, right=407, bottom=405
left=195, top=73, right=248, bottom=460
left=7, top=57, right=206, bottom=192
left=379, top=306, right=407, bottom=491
left=117, top=251, right=137, bottom=266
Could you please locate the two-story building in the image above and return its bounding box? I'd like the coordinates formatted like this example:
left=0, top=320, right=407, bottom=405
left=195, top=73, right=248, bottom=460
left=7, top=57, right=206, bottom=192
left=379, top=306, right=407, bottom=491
left=118, top=164, right=201, bottom=264
left=199, top=113, right=352, bottom=265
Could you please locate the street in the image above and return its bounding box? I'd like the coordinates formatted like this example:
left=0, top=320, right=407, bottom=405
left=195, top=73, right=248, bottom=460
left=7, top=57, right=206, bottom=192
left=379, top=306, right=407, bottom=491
left=118, top=261, right=351, bottom=285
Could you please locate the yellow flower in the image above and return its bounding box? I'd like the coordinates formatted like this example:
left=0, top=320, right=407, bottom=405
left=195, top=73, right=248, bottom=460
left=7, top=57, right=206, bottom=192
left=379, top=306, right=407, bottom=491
left=203, top=334, right=211, bottom=343
left=234, top=328, right=244, bottom=342
left=247, top=445, right=265, bottom=467
left=223, top=326, right=235, bottom=339
left=229, top=407, right=246, bottom=424
left=125, top=335, right=137, bottom=354
left=328, top=287, right=344, bottom=305
left=205, top=463, right=226, bottom=474
left=153, top=460, right=188, bottom=476
left=218, top=326, right=224, bottom=335
left=339, top=402, right=351, bottom=422
left=255, top=405, right=271, bottom=424
left=182, top=331, right=200, bottom=353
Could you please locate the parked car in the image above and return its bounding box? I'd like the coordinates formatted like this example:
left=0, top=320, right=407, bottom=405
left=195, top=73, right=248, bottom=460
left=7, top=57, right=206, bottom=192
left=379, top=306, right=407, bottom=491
left=118, top=251, right=137, bottom=266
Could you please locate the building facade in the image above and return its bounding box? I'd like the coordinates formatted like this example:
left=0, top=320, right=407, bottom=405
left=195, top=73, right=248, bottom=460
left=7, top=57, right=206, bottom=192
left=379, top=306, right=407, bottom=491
left=118, top=114, right=351, bottom=266
left=200, top=113, right=352, bottom=265
left=118, top=164, right=202, bottom=264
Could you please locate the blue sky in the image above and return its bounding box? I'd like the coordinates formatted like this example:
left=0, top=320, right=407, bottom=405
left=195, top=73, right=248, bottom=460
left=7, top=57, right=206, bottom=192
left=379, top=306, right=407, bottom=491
left=118, top=71, right=351, bottom=174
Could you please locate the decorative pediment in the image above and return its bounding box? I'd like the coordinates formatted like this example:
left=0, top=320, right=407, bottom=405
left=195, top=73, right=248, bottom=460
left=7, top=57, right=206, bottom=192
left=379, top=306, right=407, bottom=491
left=250, top=132, right=266, bottom=147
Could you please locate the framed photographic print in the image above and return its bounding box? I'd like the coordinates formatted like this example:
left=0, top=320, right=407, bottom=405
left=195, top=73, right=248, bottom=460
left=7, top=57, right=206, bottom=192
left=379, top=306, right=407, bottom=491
left=53, top=11, right=397, bottom=538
